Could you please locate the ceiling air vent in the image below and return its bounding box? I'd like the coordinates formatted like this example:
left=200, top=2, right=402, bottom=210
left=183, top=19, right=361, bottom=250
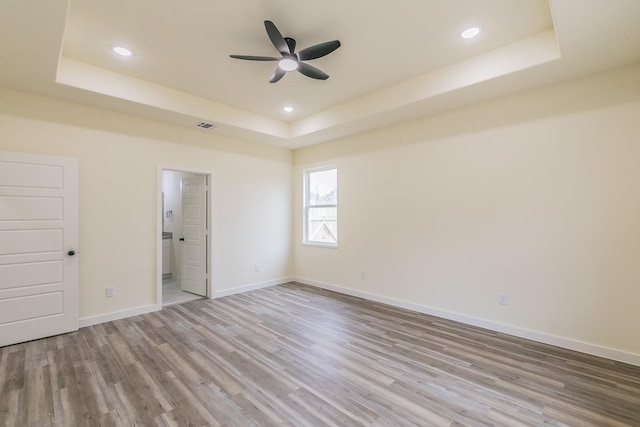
left=194, top=122, right=217, bottom=130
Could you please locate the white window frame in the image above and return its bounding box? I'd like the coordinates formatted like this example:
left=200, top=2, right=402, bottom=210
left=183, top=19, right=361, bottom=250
left=303, top=165, right=338, bottom=247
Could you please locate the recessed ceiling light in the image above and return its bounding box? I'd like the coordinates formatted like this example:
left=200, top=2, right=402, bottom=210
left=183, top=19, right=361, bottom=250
left=278, top=58, right=298, bottom=71
left=461, top=27, right=481, bottom=39
left=112, top=46, right=133, bottom=57
left=283, top=106, right=294, bottom=113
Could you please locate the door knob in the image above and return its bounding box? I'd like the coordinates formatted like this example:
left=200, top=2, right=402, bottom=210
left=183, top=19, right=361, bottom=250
left=67, top=250, right=76, bottom=256
left=179, top=238, right=185, bottom=242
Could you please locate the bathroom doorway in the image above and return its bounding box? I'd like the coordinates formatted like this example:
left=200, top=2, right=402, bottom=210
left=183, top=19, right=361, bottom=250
left=158, top=168, right=212, bottom=306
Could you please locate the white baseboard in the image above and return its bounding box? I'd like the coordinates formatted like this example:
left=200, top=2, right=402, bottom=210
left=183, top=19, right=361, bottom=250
left=213, top=276, right=294, bottom=298
left=78, top=277, right=293, bottom=328
left=79, top=304, right=161, bottom=328
left=295, top=277, right=640, bottom=367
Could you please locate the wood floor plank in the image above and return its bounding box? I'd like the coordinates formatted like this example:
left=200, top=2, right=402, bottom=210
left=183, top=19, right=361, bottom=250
left=21, top=365, right=53, bottom=424
left=1, top=282, right=640, bottom=426
left=0, top=388, right=19, bottom=427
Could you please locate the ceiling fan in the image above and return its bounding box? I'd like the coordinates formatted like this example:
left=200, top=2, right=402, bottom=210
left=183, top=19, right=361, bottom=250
left=230, top=20, right=341, bottom=83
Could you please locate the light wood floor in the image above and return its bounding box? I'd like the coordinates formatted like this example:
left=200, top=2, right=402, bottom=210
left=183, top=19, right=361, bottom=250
left=1, top=282, right=639, bottom=426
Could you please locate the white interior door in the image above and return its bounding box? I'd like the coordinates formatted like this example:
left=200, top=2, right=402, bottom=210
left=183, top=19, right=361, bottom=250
left=0, top=151, right=78, bottom=347
left=181, top=175, right=207, bottom=296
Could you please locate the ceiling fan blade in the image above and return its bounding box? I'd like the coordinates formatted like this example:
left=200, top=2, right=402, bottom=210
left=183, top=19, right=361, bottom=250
left=230, top=55, right=279, bottom=61
left=264, top=20, right=290, bottom=55
left=285, top=37, right=297, bottom=54
left=297, top=62, right=329, bottom=80
left=269, top=68, right=287, bottom=83
left=298, top=40, right=341, bottom=61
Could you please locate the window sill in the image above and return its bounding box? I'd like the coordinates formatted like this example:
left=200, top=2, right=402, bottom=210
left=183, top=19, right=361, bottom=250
left=302, top=241, right=338, bottom=249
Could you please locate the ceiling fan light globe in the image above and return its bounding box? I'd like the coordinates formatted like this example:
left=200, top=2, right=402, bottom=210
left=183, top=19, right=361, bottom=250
left=279, top=58, right=298, bottom=71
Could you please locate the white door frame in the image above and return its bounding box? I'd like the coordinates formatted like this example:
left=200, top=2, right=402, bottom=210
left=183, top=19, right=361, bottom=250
left=157, top=165, right=214, bottom=306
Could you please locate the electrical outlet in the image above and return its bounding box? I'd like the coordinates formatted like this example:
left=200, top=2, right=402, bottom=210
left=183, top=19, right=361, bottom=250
left=498, top=293, right=508, bottom=306
left=106, top=287, right=115, bottom=298
left=254, top=264, right=261, bottom=272
left=361, top=271, right=367, bottom=280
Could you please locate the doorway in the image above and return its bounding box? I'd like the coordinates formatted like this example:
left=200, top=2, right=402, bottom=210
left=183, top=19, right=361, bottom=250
left=158, top=168, right=211, bottom=306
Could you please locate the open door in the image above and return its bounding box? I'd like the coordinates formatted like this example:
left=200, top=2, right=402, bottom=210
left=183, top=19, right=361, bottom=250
left=0, top=151, right=79, bottom=346
left=180, top=175, right=207, bottom=296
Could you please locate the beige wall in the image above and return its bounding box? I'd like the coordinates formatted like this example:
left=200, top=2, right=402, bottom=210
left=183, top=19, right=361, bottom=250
left=293, top=64, right=640, bottom=359
left=0, top=88, right=293, bottom=320
left=2, top=63, right=639, bottom=362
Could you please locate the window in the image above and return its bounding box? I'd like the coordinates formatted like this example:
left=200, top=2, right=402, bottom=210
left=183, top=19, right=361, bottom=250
left=304, top=166, right=337, bottom=246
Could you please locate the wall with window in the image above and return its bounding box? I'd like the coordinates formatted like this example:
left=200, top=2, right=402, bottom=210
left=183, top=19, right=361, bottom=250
left=293, top=64, right=640, bottom=362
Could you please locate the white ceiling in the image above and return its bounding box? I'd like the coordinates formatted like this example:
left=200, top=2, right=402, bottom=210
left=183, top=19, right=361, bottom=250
left=1, top=0, right=639, bottom=149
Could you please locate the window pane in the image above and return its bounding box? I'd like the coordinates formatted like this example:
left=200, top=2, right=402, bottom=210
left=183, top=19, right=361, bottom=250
left=307, top=206, right=337, bottom=243
left=309, top=168, right=337, bottom=206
